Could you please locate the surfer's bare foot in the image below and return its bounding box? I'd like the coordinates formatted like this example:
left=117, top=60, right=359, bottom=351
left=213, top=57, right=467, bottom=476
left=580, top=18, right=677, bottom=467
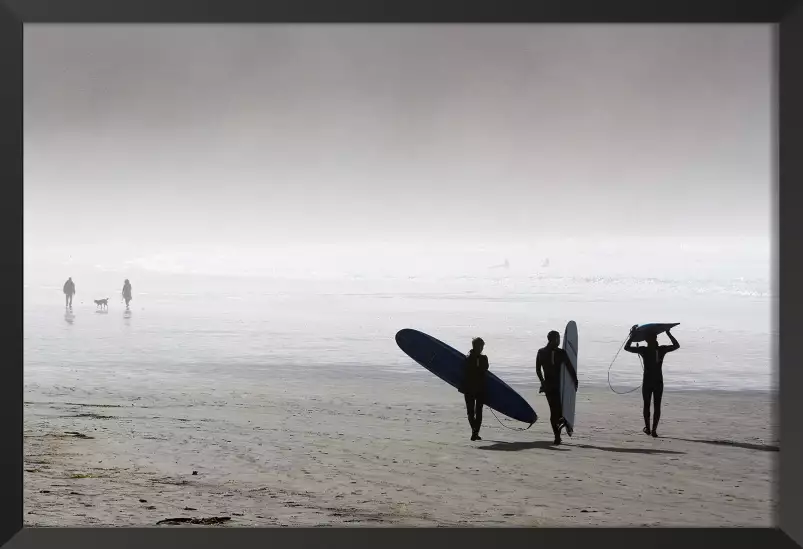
left=643, top=427, right=651, bottom=435
left=553, top=437, right=562, bottom=446
left=651, top=430, right=659, bottom=438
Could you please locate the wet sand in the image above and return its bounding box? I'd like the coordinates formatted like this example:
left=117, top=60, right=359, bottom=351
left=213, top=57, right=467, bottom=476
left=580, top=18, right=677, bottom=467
left=23, top=369, right=777, bottom=527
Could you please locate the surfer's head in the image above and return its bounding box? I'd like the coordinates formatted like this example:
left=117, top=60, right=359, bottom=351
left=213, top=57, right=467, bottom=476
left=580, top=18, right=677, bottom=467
left=124, top=279, right=130, bottom=284
left=645, top=334, right=658, bottom=347
left=547, top=330, right=560, bottom=348
left=471, top=337, right=485, bottom=353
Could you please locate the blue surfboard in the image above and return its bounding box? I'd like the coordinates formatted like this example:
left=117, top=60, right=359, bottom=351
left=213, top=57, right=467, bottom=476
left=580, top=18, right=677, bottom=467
left=629, top=323, right=680, bottom=343
left=395, top=328, right=537, bottom=425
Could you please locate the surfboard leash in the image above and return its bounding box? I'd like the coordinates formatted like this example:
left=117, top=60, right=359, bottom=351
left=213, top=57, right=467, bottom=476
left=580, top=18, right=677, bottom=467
left=488, top=408, right=534, bottom=431
left=606, top=335, right=645, bottom=395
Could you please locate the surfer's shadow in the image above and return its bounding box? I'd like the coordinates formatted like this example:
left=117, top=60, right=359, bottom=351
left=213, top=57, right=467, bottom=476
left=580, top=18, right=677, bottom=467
left=572, top=443, right=686, bottom=456
left=478, top=440, right=570, bottom=452
left=478, top=440, right=686, bottom=456
left=664, top=437, right=778, bottom=453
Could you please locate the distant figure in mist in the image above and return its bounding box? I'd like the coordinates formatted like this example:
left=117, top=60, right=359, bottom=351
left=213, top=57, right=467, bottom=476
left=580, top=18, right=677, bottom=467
left=463, top=337, right=489, bottom=441
left=122, top=279, right=132, bottom=310
left=536, top=331, right=578, bottom=445
left=624, top=326, right=680, bottom=438
left=63, top=277, right=76, bottom=309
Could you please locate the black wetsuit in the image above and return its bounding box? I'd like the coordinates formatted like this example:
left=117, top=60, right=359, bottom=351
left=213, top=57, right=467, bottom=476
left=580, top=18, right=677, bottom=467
left=463, top=351, right=489, bottom=436
left=627, top=343, right=676, bottom=431
left=536, top=346, right=571, bottom=439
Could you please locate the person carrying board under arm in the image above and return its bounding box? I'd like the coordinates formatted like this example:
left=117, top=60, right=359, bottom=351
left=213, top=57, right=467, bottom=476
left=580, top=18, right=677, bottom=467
left=537, top=330, right=578, bottom=446
left=624, top=326, right=680, bottom=438
left=463, top=337, right=489, bottom=441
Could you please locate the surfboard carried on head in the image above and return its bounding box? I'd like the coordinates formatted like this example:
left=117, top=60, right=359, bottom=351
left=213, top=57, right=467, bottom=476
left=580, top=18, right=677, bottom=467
left=560, top=320, right=579, bottom=436
left=395, top=328, right=537, bottom=425
left=629, top=323, right=680, bottom=343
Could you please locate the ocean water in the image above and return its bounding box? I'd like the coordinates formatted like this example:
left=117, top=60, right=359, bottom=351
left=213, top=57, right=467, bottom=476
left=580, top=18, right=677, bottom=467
left=23, top=274, right=774, bottom=395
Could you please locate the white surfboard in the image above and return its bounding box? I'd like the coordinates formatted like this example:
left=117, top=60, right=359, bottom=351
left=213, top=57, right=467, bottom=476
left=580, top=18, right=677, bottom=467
left=560, top=320, right=579, bottom=435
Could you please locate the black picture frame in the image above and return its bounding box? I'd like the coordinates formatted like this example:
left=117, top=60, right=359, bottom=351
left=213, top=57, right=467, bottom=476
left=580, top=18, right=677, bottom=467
left=3, top=1, right=801, bottom=548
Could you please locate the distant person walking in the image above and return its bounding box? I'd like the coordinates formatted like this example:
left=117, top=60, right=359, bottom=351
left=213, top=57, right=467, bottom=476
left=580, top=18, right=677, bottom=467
left=463, top=337, right=489, bottom=441
left=63, top=277, right=76, bottom=309
left=122, top=279, right=133, bottom=310
left=624, top=326, right=680, bottom=438
left=536, top=330, right=578, bottom=445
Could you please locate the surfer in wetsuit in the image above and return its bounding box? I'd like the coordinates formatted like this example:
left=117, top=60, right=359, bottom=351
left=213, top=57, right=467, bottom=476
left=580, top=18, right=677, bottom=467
left=624, top=326, right=680, bottom=438
left=63, top=277, right=76, bottom=309
left=536, top=331, right=578, bottom=445
left=122, top=279, right=132, bottom=310
left=463, top=337, right=489, bottom=441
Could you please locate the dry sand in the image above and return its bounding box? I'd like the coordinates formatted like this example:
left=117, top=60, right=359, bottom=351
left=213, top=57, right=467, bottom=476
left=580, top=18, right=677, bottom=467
left=23, top=368, right=777, bottom=527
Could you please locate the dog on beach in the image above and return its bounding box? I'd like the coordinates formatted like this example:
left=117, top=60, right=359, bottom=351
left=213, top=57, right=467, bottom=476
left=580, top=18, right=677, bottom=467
left=94, top=298, right=109, bottom=310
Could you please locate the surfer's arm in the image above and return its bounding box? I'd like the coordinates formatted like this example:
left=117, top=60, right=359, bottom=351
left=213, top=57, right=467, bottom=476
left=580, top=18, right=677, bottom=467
left=623, top=339, right=639, bottom=353
left=665, top=331, right=680, bottom=352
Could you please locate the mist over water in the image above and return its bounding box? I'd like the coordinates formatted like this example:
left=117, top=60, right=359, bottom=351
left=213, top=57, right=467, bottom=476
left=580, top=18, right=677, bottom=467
left=24, top=249, right=773, bottom=395
left=23, top=25, right=774, bottom=399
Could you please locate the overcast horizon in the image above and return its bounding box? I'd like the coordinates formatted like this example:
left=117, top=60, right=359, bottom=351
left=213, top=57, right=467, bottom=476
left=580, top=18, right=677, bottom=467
left=24, top=24, right=774, bottom=283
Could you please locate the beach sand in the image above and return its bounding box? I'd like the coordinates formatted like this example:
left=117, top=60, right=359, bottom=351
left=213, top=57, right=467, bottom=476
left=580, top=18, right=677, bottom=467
left=23, top=368, right=777, bottom=527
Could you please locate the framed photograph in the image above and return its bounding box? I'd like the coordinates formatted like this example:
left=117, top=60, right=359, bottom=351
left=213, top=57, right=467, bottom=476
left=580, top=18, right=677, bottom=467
left=4, top=1, right=801, bottom=549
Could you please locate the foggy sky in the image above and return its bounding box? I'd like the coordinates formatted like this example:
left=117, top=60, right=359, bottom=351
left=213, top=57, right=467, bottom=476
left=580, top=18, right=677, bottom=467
left=23, top=25, right=773, bottom=278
